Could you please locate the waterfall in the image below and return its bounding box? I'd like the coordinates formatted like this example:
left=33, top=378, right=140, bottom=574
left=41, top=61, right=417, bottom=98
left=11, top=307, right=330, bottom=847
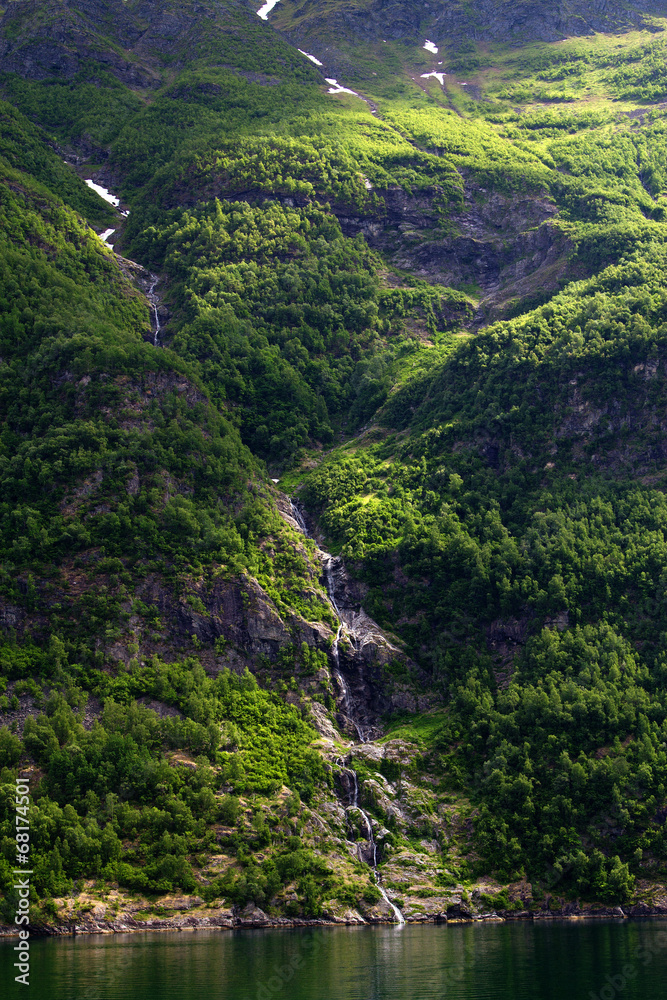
left=289, top=499, right=308, bottom=535
left=323, top=557, right=344, bottom=666
left=289, top=500, right=360, bottom=737
left=289, top=496, right=405, bottom=924
left=148, top=275, right=161, bottom=346
left=323, top=557, right=367, bottom=743
left=337, top=757, right=405, bottom=925
left=376, top=880, right=406, bottom=925
left=323, top=557, right=340, bottom=617
left=332, top=664, right=366, bottom=743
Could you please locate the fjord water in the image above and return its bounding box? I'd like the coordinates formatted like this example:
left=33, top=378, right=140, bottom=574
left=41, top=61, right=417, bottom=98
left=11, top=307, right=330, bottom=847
left=2, top=922, right=667, bottom=1000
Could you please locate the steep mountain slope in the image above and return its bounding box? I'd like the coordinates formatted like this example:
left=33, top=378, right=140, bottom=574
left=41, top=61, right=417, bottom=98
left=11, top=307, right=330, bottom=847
left=273, top=0, right=667, bottom=47
left=0, top=0, right=666, bottom=930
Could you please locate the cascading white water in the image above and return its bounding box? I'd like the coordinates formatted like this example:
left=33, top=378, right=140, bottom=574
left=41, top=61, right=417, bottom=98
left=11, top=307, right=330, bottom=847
left=324, top=559, right=344, bottom=670
left=288, top=502, right=347, bottom=697
left=334, top=667, right=366, bottom=743
left=290, top=496, right=405, bottom=924
left=337, top=757, right=405, bottom=925
left=289, top=500, right=308, bottom=535
left=324, top=558, right=367, bottom=742
left=323, top=557, right=341, bottom=618
left=147, top=275, right=161, bottom=346
left=287, top=512, right=355, bottom=726
left=376, top=880, right=406, bottom=924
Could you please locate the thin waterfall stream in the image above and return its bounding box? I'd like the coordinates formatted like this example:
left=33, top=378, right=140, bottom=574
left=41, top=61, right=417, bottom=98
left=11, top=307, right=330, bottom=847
left=335, top=756, right=406, bottom=925
left=147, top=275, right=161, bottom=346
left=322, top=555, right=367, bottom=743
left=289, top=498, right=405, bottom=925
left=84, top=174, right=162, bottom=348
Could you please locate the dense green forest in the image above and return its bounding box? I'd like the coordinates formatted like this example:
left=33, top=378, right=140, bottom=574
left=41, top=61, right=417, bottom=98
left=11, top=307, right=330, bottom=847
left=1, top=0, right=667, bottom=926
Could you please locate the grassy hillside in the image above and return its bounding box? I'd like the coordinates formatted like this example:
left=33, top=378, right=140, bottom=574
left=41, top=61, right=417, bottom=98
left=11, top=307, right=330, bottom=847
left=0, top=0, right=667, bottom=927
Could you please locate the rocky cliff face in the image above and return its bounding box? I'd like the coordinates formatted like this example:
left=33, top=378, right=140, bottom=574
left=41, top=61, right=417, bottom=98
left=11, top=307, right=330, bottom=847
left=276, top=0, right=667, bottom=48
left=336, top=181, right=573, bottom=323
left=276, top=495, right=432, bottom=729
left=0, top=482, right=424, bottom=737
left=432, top=0, right=667, bottom=44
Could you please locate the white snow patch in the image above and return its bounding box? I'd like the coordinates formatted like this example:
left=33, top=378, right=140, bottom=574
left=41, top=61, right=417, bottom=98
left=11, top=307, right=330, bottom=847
left=421, top=72, right=446, bottom=85
left=271, top=478, right=280, bottom=483
left=298, top=49, right=323, bottom=66
left=364, top=178, right=373, bottom=190
left=325, top=78, right=358, bottom=96
left=423, top=40, right=438, bottom=54
left=85, top=179, right=120, bottom=208
left=99, top=229, right=115, bottom=247
left=257, top=0, right=280, bottom=19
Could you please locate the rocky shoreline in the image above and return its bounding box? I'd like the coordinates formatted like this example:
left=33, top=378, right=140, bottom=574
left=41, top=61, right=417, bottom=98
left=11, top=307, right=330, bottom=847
left=2, top=899, right=666, bottom=938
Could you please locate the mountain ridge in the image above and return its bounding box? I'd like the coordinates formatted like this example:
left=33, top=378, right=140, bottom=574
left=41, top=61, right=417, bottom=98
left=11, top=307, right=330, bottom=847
left=273, top=0, right=667, bottom=50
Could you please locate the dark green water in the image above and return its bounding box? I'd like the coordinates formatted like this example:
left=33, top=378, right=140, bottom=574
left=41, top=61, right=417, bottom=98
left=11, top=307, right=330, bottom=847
left=1, top=921, right=666, bottom=1000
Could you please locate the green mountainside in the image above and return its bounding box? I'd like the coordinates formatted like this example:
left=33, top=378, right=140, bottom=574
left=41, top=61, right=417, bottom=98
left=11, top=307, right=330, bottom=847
left=0, top=0, right=666, bottom=929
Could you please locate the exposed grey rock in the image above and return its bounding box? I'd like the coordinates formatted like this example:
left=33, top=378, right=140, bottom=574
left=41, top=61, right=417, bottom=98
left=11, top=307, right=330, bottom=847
left=282, top=0, right=667, bottom=49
